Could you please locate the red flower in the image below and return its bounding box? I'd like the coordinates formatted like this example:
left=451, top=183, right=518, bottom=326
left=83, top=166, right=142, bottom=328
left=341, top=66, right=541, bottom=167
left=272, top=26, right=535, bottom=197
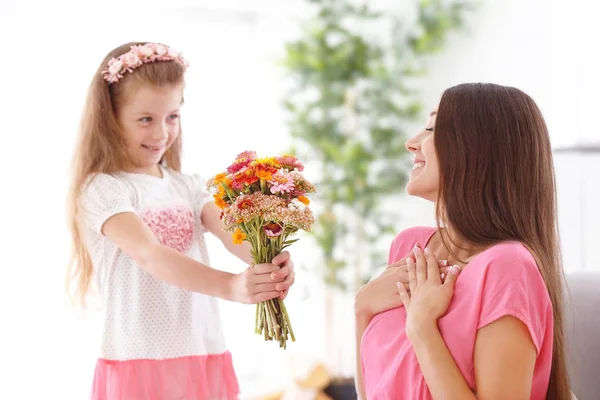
left=227, top=158, right=252, bottom=174
left=238, top=198, right=253, bottom=210
left=264, top=222, right=283, bottom=237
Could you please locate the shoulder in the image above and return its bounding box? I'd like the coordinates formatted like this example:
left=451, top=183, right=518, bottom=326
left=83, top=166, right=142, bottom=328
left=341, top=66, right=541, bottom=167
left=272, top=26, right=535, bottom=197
left=165, top=168, right=207, bottom=190
left=82, top=172, right=132, bottom=197
left=470, top=242, right=551, bottom=314
left=388, top=226, right=436, bottom=263
left=476, top=242, right=541, bottom=281
left=471, top=242, right=553, bottom=352
left=85, top=172, right=123, bottom=188
left=390, top=226, right=436, bottom=250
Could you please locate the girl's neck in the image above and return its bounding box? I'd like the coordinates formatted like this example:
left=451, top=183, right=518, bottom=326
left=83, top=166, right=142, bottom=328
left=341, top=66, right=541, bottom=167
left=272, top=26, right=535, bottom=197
left=124, top=163, right=163, bottom=179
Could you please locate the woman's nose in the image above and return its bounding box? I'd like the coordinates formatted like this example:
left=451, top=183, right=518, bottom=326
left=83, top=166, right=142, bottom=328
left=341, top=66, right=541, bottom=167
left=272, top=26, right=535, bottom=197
left=405, top=135, right=420, bottom=153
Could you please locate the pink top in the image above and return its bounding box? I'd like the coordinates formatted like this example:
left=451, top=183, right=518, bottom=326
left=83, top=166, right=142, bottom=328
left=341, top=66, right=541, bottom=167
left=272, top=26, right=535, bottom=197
left=361, top=227, right=553, bottom=399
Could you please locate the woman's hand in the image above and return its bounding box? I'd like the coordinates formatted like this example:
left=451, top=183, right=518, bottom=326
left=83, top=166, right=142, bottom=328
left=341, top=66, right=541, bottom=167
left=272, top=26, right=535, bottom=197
left=229, top=251, right=295, bottom=304
left=355, top=253, right=449, bottom=320
left=396, top=245, right=461, bottom=337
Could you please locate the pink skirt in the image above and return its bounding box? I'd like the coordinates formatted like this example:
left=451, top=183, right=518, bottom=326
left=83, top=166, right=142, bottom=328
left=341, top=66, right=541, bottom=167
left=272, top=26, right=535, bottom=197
left=91, top=351, right=240, bottom=400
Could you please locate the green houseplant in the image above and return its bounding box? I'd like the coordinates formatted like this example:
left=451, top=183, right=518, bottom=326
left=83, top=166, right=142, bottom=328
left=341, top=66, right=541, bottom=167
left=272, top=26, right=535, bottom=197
left=281, top=0, right=472, bottom=394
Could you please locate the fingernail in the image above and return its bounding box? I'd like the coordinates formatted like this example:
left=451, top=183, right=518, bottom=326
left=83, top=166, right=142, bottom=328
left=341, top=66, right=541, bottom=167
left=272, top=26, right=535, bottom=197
left=424, top=247, right=431, bottom=256
left=441, top=273, right=446, bottom=280
left=406, top=258, right=413, bottom=269
left=396, top=281, right=401, bottom=288
left=451, top=265, right=460, bottom=275
left=413, top=246, right=420, bottom=254
left=441, top=260, right=448, bottom=267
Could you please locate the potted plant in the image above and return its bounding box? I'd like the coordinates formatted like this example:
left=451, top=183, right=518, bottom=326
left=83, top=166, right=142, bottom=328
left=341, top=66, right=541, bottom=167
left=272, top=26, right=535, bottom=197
left=281, top=0, right=471, bottom=397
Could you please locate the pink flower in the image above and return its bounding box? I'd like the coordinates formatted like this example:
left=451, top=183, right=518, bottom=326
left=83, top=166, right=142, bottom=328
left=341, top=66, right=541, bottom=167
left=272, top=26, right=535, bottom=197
left=277, top=155, right=304, bottom=172
left=222, top=192, right=314, bottom=232
left=155, top=44, right=168, bottom=56
left=102, top=43, right=189, bottom=84
left=124, top=51, right=141, bottom=68
left=141, top=206, right=194, bottom=253
left=108, top=59, right=123, bottom=75
left=264, top=223, right=283, bottom=237
left=236, top=150, right=257, bottom=161
left=269, top=171, right=295, bottom=194
left=137, top=45, right=154, bottom=59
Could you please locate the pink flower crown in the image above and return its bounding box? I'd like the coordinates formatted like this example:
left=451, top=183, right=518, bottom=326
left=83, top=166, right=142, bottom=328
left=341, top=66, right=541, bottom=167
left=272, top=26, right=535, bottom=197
left=102, top=43, right=189, bottom=84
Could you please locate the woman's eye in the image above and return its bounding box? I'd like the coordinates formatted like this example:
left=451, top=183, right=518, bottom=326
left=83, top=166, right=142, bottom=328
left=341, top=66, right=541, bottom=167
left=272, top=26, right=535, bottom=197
left=168, top=114, right=180, bottom=121
left=139, top=117, right=152, bottom=123
left=425, top=128, right=434, bottom=134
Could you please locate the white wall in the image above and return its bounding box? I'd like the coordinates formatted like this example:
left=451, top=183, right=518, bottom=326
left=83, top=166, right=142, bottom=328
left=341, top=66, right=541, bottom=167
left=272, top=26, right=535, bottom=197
left=0, top=0, right=597, bottom=399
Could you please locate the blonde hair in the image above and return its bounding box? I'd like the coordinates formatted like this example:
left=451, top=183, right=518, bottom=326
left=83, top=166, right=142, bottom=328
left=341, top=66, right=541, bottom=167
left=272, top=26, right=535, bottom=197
left=66, top=42, right=186, bottom=307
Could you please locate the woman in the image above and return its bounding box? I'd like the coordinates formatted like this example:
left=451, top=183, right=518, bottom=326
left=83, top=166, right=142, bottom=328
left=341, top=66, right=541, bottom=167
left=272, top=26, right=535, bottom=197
left=354, top=83, right=571, bottom=399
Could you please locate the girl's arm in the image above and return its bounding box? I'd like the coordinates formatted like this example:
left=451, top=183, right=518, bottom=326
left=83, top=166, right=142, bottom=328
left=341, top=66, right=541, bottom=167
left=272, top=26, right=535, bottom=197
left=101, top=211, right=283, bottom=304
left=408, top=315, right=536, bottom=400
left=201, top=202, right=254, bottom=264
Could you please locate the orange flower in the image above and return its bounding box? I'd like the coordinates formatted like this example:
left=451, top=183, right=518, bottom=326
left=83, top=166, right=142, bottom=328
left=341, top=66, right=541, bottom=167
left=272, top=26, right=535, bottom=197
left=298, top=195, right=310, bottom=205
left=255, top=169, right=273, bottom=180
left=214, top=172, right=228, bottom=184
left=232, top=228, right=246, bottom=245
left=214, top=194, right=228, bottom=209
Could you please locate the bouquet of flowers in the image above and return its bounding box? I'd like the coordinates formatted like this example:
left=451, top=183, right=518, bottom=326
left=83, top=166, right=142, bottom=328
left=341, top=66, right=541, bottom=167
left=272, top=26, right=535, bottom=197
left=207, top=151, right=315, bottom=349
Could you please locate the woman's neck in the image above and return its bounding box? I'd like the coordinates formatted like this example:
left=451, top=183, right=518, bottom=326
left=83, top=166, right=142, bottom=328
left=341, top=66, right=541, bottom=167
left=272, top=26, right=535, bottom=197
left=430, top=227, right=485, bottom=267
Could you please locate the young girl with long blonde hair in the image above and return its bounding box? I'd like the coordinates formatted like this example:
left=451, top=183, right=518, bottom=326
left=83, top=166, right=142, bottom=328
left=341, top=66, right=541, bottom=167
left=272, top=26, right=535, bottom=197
left=66, top=41, right=295, bottom=400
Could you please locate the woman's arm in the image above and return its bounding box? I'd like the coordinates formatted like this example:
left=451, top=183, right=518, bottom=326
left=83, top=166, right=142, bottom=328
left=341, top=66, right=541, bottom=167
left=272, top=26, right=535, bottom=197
left=355, top=313, right=370, bottom=400
left=409, top=315, right=536, bottom=400
left=102, top=212, right=282, bottom=304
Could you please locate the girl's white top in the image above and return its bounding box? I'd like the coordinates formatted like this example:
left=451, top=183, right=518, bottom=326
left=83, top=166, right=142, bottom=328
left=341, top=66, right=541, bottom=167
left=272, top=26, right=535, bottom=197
left=80, top=166, right=227, bottom=360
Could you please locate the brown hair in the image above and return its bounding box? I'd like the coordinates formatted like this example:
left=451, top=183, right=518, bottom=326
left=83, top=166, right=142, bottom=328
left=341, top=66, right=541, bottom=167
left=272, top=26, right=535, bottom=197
left=65, top=42, right=186, bottom=307
left=434, top=83, right=570, bottom=399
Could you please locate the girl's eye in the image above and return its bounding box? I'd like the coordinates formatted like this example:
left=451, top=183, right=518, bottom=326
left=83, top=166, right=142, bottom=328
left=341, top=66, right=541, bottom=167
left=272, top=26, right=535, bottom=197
left=425, top=128, right=434, bottom=134
left=168, top=114, right=180, bottom=121
left=139, top=117, right=152, bottom=123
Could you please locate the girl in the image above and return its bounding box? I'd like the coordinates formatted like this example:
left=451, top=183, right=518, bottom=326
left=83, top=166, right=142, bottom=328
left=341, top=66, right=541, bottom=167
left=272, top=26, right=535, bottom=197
left=66, top=42, right=296, bottom=400
left=355, top=83, right=571, bottom=399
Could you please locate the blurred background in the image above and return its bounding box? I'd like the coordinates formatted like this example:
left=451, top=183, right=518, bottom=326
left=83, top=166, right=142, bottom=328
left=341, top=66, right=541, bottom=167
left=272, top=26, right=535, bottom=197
left=0, top=0, right=598, bottom=398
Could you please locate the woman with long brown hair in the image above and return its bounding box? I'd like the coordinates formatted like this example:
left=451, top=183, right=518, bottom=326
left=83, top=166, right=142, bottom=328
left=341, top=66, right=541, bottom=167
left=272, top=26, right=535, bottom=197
left=355, top=83, right=571, bottom=399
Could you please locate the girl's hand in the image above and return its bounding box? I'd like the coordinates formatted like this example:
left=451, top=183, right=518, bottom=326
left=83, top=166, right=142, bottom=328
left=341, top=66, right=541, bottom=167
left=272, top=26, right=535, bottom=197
left=270, top=251, right=295, bottom=300
left=396, top=245, right=461, bottom=337
left=355, top=254, right=449, bottom=320
left=228, top=251, right=295, bottom=304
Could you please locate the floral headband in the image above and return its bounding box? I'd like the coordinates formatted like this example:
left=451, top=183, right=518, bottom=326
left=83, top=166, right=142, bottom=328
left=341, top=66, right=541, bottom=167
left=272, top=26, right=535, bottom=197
left=102, top=43, right=189, bottom=84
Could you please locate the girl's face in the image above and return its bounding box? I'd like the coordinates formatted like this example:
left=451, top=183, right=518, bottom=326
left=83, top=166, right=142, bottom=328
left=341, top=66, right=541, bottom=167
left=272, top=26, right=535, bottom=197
left=404, top=109, right=439, bottom=202
left=117, top=83, right=183, bottom=176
